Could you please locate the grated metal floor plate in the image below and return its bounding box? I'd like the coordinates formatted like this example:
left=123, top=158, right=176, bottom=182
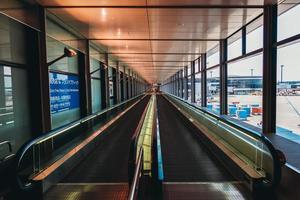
left=44, top=183, right=129, bottom=200
left=163, top=182, right=252, bottom=200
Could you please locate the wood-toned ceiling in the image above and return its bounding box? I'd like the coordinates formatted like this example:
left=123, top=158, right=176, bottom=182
left=36, top=0, right=283, bottom=83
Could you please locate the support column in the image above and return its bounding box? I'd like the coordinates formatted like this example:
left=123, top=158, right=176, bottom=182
left=201, top=53, right=207, bottom=107
left=263, top=4, right=277, bottom=134
left=29, top=7, right=51, bottom=132
left=191, top=61, right=196, bottom=103
left=79, top=40, right=92, bottom=117
left=220, top=39, right=228, bottom=115
left=180, top=70, right=183, bottom=98
left=175, top=72, right=179, bottom=96
left=123, top=66, right=127, bottom=100
left=116, top=61, right=120, bottom=103
left=184, top=66, right=188, bottom=100
left=103, top=53, right=109, bottom=108
left=128, top=69, right=132, bottom=98
left=242, top=26, right=247, bottom=55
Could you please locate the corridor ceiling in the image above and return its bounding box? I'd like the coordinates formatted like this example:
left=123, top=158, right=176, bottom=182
left=36, top=0, right=290, bottom=83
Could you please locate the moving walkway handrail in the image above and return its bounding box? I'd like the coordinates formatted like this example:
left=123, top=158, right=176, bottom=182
left=128, top=148, right=143, bottom=200
left=0, top=141, right=14, bottom=163
left=0, top=141, right=12, bottom=154
left=15, top=94, right=144, bottom=190
left=128, top=95, right=152, bottom=200
left=165, top=93, right=283, bottom=188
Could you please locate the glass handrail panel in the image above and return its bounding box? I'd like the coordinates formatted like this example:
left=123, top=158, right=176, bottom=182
left=165, top=94, right=278, bottom=186
left=16, top=94, right=144, bottom=186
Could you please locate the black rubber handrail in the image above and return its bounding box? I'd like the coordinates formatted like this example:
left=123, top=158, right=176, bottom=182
left=128, top=148, right=143, bottom=200
left=14, top=94, right=144, bottom=191
left=0, top=141, right=12, bottom=154
left=165, top=93, right=283, bottom=188
left=128, top=97, right=152, bottom=199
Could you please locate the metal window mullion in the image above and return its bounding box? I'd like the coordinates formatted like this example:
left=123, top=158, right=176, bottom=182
left=262, top=4, right=277, bottom=134
left=191, top=61, right=196, bottom=103
left=104, top=53, right=109, bottom=108
left=201, top=53, right=207, bottom=107
left=184, top=66, right=188, bottom=100
left=220, top=39, right=228, bottom=115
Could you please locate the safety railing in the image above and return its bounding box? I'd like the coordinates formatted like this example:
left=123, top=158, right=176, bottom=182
left=164, top=93, right=284, bottom=189
left=0, top=141, right=13, bottom=163
left=128, top=95, right=155, bottom=200
left=15, top=94, right=144, bottom=191
left=128, top=148, right=143, bottom=200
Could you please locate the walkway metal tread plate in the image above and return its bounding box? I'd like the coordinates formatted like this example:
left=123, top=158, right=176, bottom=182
left=157, top=96, right=234, bottom=182
left=44, top=184, right=129, bottom=200
left=163, top=182, right=252, bottom=200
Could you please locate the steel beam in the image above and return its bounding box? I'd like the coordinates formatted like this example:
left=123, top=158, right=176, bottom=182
left=262, top=4, right=277, bottom=134
left=220, top=39, right=228, bottom=115
left=191, top=61, right=196, bottom=103
left=201, top=53, right=207, bottom=107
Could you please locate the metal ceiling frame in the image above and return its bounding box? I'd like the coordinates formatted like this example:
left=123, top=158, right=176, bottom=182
left=91, top=38, right=220, bottom=41
left=109, top=53, right=203, bottom=55
left=44, top=5, right=266, bottom=9
left=42, top=2, right=273, bottom=83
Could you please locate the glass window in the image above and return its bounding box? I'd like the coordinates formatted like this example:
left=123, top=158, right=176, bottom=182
left=195, top=58, right=200, bottom=73
left=195, top=73, right=201, bottom=106
left=187, top=64, right=191, bottom=76
left=0, top=14, right=28, bottom=64
left=91, top=79, right=101, bottom=113
left=47, top=37, right=79, bottom=74
left=46, top=17, right=86, bottom=53
left=206, top=67, right=220, bottom=112
left=277, top=42, right=300, bottom=137
left=47, top=37, right=80, bottom=129
left=228, top=31, right=242, bottom=60
left=187, top=76, right=191, bottom=102
left=227, top=54, right=263, bottom=128
left=246, top=25, right=263, bottom=53
left=90, top=58, right=102, bottom=113
left=0, top=65, right=31, bottom=154
left=109, top=67, right=115, bottom=106
left=207, top=47, right=220, bottom=68
left=278, top=4, right=300, bottom=41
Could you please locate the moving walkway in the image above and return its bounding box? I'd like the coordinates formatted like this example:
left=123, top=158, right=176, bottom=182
left=13, top=95, right=150, bottom=200
left=7, top=93, right=283, bottom=200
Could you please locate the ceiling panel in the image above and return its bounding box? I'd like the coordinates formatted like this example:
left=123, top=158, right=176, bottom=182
left=37, top=0, right=271, bottom=83
left=147, top=0, right=276, bottom=6
left=38, top=0, right=277, bottom=6
left=48, top=8, right=150, bottom=39
left=92, top=40, right=152, bottom=53
left=148, top=8, right=262, bottom=39
left=37, top=0, right=146, bottom=6
left=151, top=41, right=217, bottom=53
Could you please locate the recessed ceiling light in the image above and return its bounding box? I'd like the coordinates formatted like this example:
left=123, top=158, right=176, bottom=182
left=101, top=8, right=107, bottom=17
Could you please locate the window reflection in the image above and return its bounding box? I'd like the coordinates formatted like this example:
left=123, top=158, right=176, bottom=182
left=277, top=42, right=300, bottom=136
left=227, top=54, right=263, bottom=127
left=195, top=73, right=201, bottom=106
left=0, top=65, right=31, bottom=153
left=0, top=66, right=14, bottom=127
left=206, top=67, right=220, bottom=113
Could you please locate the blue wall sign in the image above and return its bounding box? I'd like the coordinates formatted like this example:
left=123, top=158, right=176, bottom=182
left=49, top=72, right=80, bottom=114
